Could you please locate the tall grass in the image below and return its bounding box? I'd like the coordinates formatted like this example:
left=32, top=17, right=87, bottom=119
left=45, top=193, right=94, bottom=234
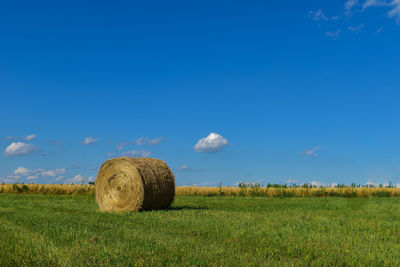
left=1, top=183, right=400, bottom=197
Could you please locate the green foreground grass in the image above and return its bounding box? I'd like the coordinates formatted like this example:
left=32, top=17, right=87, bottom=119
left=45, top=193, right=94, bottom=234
left=1, top=195, right=400, bottom=266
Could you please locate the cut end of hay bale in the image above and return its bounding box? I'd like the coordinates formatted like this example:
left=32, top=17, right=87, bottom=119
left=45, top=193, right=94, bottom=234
left=95, top=157, right=175, bottom=212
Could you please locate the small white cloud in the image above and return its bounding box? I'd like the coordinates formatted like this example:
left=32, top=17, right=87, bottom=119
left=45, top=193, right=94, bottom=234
left=50, top=140, right=63, bottom=145
left=366, top=181, right=379, bottom=187
left=4, top=136, right=14, bottom=140
left=88, top=176, right=94, bottom=182
left=14, top=166, right=32, bottom=176
left=106, top=152, right=115, bottom=157
left=329, top=182, right=339, bottom=187
left=65, top=174, right=86, bottom=184
left=345, top=0, right=359, bottom=13
left=192, top=182, right=216, bottom=187
left=24, top=134, right=37, bottom=141
left=194, top=133, right=229, bottom=153
left=376, top=27, right=384, bottom=33
left=286, top=179, right=298, bottom=184
left=308, top=9, right=329, bottom=21
left=135, top=137, right=164, bottom=146
left=311, top=181, right=324, bottom=187
left=175, top=165, right=202, bottom=172
left=116, top=142, right=130, bottom=151
left=4, top=142, right=38, bottom=157
left=363, top=0, right=387, bottom=10
left=348, top=24, right=364, bottom=32
left=362, top=0, right=400, bottom=23
left=54, top=176, right=64, bottom=182
left=122, top=150, right=152, bottom=157
left=81, top=136, right=99, bottom=145
left=325, top=30, right=341, bottom=39
left=301, top=146, right=320, bottom=157
left=12, top=166, right=66, bottom=179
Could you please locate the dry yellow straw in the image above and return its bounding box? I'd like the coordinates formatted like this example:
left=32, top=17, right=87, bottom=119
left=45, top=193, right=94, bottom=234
left=95, top=157, right=175, bottom=212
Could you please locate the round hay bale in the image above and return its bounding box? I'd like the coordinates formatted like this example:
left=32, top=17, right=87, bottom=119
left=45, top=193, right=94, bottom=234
left=95, top=157, right=175, bottom=212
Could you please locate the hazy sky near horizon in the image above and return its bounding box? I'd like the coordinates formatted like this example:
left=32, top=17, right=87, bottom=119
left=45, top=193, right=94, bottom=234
left=1, top=0, right=399, bottom=186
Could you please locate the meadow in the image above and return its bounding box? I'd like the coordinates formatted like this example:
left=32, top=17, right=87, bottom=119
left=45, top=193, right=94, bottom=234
left=2, top=183, right=400, bottom=197
left=2, top=194, right=400, bottom=266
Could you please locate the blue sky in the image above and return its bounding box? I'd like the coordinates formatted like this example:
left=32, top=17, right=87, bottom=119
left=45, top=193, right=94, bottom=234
left=1, top=0, right=399, bottom=186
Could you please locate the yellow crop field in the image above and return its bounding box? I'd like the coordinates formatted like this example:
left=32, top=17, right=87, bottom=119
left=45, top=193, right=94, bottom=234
left=2, top=184, right=400, bottom=197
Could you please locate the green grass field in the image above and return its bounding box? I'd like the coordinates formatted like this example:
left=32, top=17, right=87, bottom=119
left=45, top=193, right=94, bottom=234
left=1, top=195, right=400, bottom=266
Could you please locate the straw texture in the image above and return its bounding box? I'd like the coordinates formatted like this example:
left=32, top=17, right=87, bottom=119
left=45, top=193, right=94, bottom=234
left=95, top=157, right=175, bottom=212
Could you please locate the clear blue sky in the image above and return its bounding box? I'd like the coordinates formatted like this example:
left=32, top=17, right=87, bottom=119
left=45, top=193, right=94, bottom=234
left=1, top=0, right=399, bottom=186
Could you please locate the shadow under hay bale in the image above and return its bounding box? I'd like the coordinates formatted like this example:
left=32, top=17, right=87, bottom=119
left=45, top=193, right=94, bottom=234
left=95, top=157, right=175, bottom=212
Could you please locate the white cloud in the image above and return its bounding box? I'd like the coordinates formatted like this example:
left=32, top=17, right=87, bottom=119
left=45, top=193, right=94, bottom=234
left=122, top=150, right=152, bottom=157
left=311, top=181, right=325, bottom=187
left=362, top=0, right=400, bottom=23
left=366, top=181, right=379, bottom=187
left=5, top=136, right=15, bottom=140
left=40, top=168, right=65, bottom=177
left=194, top=133, right=229, bottom=153
left=175, top=165, right=202, bottom=172
left=135, top=137, right=164, bottom=146
left=325, top=30, right=341, bottom=38
left=388, top=0, right=400, bottom=22
left=376, top=27, right=384, bottom=33
left=14, top=166, right=32, bottom=176
left=363, top=0, right=388, bottom=9
left=12, top=166, right=66, bottom=180
left=348, top=24, right=365, bottom=32
left=65, top=174, right=86, bottom=184
left=329, top=182, right=339, bottom=187
left=308, top=9, right=329, bottom=21
left=286, top=179, right=298, bottom=184
left=88, top=176, right=94, bottom=182
left=24, top=134, right=37, bottom=141
left=81, top=136, right=99, bottom=145
left=301, top=146, right=320, bottom=157
left=192, top=182, right=216, bottom=187
left=116, top=142, right=130, bottom=150
left=106, top=152, right=115, bottom=157
left=345, top=0, right=359, bottom=13
left=54, top=176, right=64, bottom=182
left=4, top=142, right=38, bottom=157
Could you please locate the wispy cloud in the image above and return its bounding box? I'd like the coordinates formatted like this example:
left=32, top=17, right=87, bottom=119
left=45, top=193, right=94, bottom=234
left=348, top=24, right=365, bottom=32
left=122, top=150, right=152, bottom=157
left=362, top=0, right=400, bottom=23
left=65, top=174, right=86, bottom=184
left=24, top=134, right=37, bottom=141
left=325, top=30, right=342, bottom=39
left=13, top=166, right=66, bottom=178
left=81, top=136, right=99, bottom=145
left=116, top=142, right=130, bottom=150
left=311, top=181, right=325, bottom=187
left=301, top=146, right=321, bottom=157
left=4, top=142, right=38, bottom=157
left=135, top=137, right=164, bottom=146
left=194, top=133, right=229, bottom=153
left=308, top=9, right=329, bottom=21
left=345, top=0, right=359, bottom=14
left=286, top=179, right=298, bottom=184
left=175, top=165, right=202, bottom=172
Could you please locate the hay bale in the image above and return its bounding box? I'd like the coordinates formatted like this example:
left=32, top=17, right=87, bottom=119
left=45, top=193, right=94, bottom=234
left=95, top=157, right=175, bottom=212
